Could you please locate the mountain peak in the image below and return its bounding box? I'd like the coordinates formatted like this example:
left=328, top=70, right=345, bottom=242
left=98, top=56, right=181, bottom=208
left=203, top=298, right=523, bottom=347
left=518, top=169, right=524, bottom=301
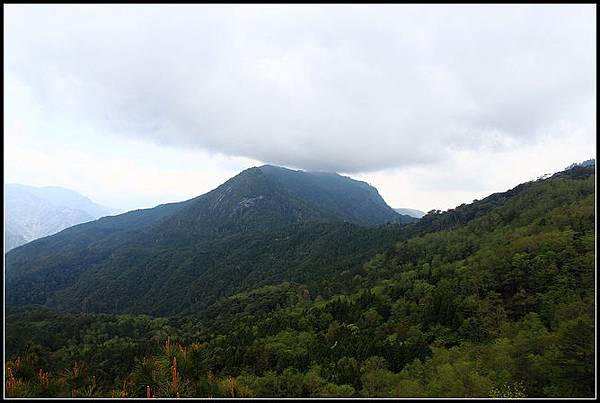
left=150, top=164, right=412, bottom=244
left=256, top=164, right=412, bottom=226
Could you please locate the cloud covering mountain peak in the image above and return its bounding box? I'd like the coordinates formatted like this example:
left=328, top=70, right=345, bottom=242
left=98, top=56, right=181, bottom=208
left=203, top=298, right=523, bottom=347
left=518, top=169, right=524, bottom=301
left=5, top=4, right=595, bottom=173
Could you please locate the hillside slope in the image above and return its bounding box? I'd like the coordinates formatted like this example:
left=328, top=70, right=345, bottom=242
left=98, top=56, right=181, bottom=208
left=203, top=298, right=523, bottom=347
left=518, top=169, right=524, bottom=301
left=5, top=165, right=410, bottom=314
left=259, top=165, right=414, bottom=225
left=4, top=164, right=594, bottom=398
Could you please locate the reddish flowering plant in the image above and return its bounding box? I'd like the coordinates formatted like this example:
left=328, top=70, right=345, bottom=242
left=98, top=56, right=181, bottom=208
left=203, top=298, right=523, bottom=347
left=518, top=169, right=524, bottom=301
left=192, top=342, right=209, bottom=354
left=6, top=366, right=16, bottom=397
left=38, top=368, right=49, bottom=389
left=86, top=375, right=97, bottom=397
left=171, top=356, right=178, bottom=395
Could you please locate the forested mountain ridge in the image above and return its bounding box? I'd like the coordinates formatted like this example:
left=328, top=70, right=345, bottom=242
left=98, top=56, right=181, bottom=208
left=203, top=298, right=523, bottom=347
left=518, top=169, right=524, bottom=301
left=402, top=163, right=595, bottom=237
left=4, top=163, right=595, bottom=398
left=5, top=165, right=412, bottom=313
left=259, top=165, right=411, bottom=225
left=149, top=165, right=413, bottom=245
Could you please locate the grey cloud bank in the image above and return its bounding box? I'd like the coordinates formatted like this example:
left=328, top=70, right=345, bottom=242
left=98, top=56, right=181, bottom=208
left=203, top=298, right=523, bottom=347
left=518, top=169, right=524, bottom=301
left=5, top=4, right=596, bottom=173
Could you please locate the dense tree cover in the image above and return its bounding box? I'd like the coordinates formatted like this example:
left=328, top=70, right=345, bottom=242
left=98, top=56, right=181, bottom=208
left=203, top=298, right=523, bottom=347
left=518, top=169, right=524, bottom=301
left=6, top=166, right=412, bottom=313
left=259, top=164, right=411, bottom=226
left=7, top=221, right=406, bottom=316
left=5, top=166, right=595, bottom=397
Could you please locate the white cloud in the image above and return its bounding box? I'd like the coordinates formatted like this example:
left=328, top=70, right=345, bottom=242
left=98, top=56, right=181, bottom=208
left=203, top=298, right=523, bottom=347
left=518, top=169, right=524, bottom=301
left=4, top=133, right=260, bottom=211
left=5, top=4, right=595, bottom=173
left=3, top=4, right=596, bottom=211
left=356, top=128, right=596, bottom=212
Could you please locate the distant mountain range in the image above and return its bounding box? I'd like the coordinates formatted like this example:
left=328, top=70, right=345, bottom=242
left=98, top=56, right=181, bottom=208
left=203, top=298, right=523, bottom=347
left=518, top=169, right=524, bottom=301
left=394, top=208, right=425, bottom=218
left=4, top=184, right=118, bottom=252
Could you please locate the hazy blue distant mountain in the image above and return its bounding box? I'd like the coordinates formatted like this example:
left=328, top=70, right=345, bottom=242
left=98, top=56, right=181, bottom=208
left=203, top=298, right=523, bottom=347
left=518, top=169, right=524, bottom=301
left=4, top=184, right=119, bottom=252
left=580, top=159, right=595, bottom=167
left=394, top=207, right=426, bottom=219
left=5, top=165, right=413, bottom=313
left=565, top=158, right=595, bottom=170
left=5, top=227, right=27, bottom=252
left=8, top=184, right=119, bottom=218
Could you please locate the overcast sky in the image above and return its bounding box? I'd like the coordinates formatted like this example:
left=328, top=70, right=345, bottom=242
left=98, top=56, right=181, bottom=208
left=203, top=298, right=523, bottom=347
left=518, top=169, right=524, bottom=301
left=4, top=4, right=596, bottom=212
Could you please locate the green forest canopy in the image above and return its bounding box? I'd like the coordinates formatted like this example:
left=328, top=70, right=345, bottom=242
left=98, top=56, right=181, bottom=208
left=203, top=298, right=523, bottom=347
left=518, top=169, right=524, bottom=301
left=4, top=166, right=595, bottom=398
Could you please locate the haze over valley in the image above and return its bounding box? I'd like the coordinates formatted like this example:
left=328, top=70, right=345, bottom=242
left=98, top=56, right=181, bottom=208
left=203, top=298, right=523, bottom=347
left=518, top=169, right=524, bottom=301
left=5, top=184, right=119, bottom=251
